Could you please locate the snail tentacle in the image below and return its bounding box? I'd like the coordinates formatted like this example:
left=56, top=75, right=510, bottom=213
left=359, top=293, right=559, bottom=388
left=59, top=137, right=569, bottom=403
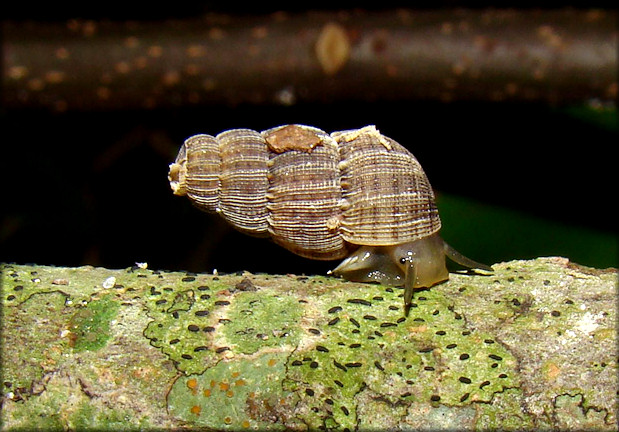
left=443, top=242, right=493, bottom=272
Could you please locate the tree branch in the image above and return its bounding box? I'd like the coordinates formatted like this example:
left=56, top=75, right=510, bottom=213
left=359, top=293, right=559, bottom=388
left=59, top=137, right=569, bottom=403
left=3, top=8, right=617, bottom=111
left=1, top=258, right=617, bottom=430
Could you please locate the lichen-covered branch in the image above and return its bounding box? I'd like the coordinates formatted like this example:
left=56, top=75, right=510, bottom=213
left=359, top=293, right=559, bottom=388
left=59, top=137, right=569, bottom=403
left=3, top=9, right=617, bottom=112
left=1, top=258, right=617, bottom=430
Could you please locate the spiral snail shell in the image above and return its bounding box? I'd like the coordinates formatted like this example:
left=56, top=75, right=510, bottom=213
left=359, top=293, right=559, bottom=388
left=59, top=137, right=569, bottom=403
left=169, top=124, right=491, bottom=308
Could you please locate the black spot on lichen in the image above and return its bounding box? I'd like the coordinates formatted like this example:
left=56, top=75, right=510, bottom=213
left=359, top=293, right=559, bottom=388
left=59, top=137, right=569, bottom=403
left=328, top=317, right=340, bottom=326
left=214, top=300, right=230, bottom=306
left=347, top=299, right=372, bottom=306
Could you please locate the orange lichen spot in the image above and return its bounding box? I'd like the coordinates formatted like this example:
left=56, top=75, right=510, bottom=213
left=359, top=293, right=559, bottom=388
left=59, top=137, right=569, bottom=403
left=203, top=388, right=211, bottom=397
left=545, top=362, right=561, bottom=381
left=226, top=390, right=234, bottom=398
left=210, top=380, right=217, bottom=388
left=231, top=371, right=241, bottom=378
left=187, top=378, right=198, bottom=390
left=224, top=416, right=233, bottom=425
left=242, top=420, right=251, bottom=428
left=235, top=379, right=246, bottom=387
left=148, top=45, right=163, bottom=58
left=268, top=358, right=278, bottom=367
left=248, top=391, right=256, bottom=398
left=279, top=398, right=287, bottom=405
left=190, top=405, right=201, bottom=416
left=219, top=382, right=230, bottom=391
left=409, top=324, right=428, bottom=334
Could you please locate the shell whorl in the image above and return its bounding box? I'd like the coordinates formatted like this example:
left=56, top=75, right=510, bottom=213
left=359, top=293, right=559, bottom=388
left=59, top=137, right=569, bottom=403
left=334, top=126, right=440, bottom=246
left=169, top=125, right=441, bottom=260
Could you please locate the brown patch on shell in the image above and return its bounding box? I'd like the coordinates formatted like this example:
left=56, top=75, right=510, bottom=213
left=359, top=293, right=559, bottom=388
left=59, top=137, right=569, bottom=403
left=264, top=125, right=323, bottom=154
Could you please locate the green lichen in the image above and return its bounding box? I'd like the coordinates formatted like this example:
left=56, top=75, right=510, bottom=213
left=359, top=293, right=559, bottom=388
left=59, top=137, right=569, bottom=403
left=143, top=287, right=220, bottom=375
left=222, top=291, right=302, bottom=354
left=69, top=294, right=119, bottom=352
left=168, top=352, right=298, bottom=430
left=553, top=393, right=612, bottom=430
left=1, top=291, right=71, bottom=391
left=285, top=283, right=517, bottom=429
left=475, top=388, right=538, bottom=430
left=1, top=260, right=617, bottom=430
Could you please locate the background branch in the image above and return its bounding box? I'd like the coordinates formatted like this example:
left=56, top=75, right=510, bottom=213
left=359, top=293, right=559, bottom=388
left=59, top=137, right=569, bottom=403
left=3, top=8, right=617, bottom=111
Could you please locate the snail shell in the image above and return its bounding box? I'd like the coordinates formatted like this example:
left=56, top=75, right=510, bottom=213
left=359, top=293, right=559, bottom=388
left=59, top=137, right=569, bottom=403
left=169, top=125, right=491, bottom=307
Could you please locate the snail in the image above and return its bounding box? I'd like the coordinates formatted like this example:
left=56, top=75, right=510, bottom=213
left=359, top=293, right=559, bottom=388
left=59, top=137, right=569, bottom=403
left=169, top=124, right=491, bottom=309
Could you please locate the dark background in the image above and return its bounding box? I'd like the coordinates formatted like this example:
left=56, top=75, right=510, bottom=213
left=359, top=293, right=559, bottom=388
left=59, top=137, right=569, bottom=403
left=2, top=3, right=617, bottom=276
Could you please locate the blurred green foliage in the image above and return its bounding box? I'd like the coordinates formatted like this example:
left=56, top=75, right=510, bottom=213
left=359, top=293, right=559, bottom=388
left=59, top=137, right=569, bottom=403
left=438, top=193, right=617, bottom=270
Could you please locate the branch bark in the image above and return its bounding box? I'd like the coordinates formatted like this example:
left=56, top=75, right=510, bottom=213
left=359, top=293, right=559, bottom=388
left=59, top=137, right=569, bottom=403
left=1, top=258, right=617, bottom=430
left=3, top=8, right=617, bottom=112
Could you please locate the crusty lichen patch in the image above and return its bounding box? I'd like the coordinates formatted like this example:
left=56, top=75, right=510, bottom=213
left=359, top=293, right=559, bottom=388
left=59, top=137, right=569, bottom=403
left=1, top=258, right=617, bottom=430
left=168, top=352, right=300, bottom=430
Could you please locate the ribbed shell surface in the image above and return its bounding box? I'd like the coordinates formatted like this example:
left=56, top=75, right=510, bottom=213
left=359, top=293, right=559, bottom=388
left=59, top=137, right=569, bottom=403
left=262, top=126, right=345, bottom=259
left=216, top=129, right=269, bottom=236
left=176, top=125, right=441, bottom=260
left=182, top=134, right=221, bottom=211
left=333, top=128, right=441, bottom=246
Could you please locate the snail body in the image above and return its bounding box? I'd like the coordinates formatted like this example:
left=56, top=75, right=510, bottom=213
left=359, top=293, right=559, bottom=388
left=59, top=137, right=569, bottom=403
left=169, top=125, right=491, bottom=307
